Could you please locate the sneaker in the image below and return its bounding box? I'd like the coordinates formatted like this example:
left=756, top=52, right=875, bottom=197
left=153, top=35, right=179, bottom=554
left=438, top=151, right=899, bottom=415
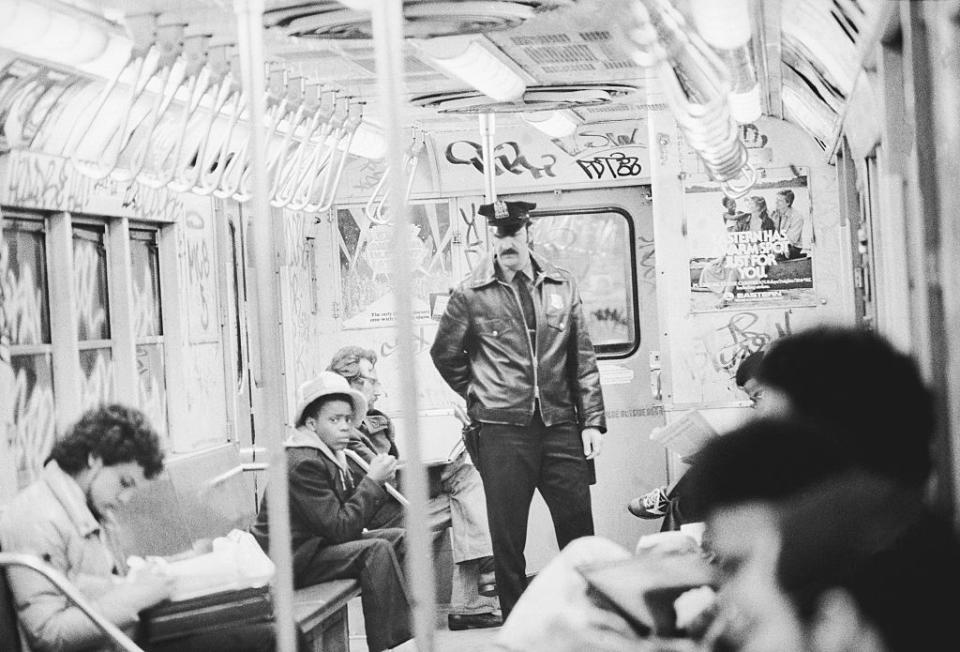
left=628, top=486, right=670, bottom=519
left=447, top=611, right=503, bottom=631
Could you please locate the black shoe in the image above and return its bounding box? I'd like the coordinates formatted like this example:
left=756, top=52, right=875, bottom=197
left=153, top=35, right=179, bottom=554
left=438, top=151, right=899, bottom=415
left=447, top=611, right=503, bottom=631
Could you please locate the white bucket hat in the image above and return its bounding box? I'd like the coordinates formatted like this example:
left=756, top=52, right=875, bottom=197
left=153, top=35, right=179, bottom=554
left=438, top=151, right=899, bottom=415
left=294, top=371, right=367, bottom=427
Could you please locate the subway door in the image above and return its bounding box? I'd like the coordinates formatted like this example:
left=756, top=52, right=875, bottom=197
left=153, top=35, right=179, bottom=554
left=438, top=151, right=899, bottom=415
left=504, top=186, right=667, bottom=572
left=214, top=201, right=255, bottom=451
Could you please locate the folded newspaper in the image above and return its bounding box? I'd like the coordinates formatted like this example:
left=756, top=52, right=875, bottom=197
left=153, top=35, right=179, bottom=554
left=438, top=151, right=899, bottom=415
left=649, top=410, right=718, bottom=459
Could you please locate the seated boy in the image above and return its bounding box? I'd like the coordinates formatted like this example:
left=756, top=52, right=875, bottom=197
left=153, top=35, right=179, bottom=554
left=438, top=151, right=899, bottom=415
left=251, top=372, right=414, bottom=652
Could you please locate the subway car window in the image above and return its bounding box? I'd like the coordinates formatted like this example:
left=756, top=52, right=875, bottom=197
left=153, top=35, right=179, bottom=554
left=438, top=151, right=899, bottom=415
left=2, top=216, right=54, bottom=487
left=337, top=201, right=455, bottom=325
left=531, top=208, right=639, bottom=357
left=72, top=223, right=115, bottom=409
left=130, top=227, right=168, bottom=435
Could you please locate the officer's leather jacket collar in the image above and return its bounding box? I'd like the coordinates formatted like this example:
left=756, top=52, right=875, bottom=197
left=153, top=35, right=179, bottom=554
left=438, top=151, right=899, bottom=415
left=466, top=250, right=565, bottom=290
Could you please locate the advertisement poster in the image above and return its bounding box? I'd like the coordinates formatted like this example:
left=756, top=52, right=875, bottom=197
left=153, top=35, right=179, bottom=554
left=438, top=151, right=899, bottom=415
left=687, top=168, right=814, bottom=311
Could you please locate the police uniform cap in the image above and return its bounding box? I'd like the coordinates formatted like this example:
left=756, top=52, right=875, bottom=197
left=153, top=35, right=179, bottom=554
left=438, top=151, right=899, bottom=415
left=478, top=200, right=537, bottom=236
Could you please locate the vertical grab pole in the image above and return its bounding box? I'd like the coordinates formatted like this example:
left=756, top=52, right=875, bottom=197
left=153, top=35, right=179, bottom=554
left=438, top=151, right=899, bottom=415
left=370, top=1, right=435, bottom=650
left=233, top=2, right=297, bottom=652
left=479, top=113, right=497, bottom=202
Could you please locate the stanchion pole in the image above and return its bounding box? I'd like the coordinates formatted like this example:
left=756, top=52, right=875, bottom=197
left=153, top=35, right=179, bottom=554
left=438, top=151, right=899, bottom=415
left=233, top=2, right=297, bottom=651
left=370, top=1, right=435, bottom=650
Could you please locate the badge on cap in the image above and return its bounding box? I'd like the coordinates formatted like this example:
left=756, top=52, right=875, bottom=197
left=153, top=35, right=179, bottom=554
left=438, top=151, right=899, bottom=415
left=494, top=200, right=509, bottom=220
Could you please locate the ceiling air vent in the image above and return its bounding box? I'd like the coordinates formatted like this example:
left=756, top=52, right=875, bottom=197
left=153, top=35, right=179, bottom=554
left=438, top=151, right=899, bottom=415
left=264, top=1, right=560, bottom=40
left=409, top=83, right=638, bottom=114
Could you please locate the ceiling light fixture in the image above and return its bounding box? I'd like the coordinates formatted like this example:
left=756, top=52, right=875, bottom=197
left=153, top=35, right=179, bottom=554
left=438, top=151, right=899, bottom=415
left=0, top=0, right=131, bottom=77
left=521, top=110, right=581, bottom=139
left=414, top=35, right=527, bottom=103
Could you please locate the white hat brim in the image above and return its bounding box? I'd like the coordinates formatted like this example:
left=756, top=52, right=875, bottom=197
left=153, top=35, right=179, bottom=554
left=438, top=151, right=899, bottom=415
left=294, top=386, right=367, bottom=427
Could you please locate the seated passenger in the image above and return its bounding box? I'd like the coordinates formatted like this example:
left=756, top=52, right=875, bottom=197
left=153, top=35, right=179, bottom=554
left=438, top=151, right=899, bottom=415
left=329, top=346, right=500, bottom=630
left=770, top=472, right=960, bottom=652
left=628, top=349, right=769, bottom=528
left=491, top=418, right=855, bottom=652
left=251, top=371, right=415, bottom=652
left=0, top=404, right=277, bottom=652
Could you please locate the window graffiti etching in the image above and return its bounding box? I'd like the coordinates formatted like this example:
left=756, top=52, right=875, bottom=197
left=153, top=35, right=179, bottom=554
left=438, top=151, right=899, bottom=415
left=337, top=202, right=455, bottom=327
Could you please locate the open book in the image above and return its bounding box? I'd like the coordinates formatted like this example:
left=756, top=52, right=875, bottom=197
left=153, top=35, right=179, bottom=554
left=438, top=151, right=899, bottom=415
left=649, top=411, right=719, bottom=459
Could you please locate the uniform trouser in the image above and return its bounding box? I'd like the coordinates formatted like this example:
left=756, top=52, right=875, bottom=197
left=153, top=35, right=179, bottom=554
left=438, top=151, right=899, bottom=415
left=294, top=528, right=412, bottom=652
left=477, top=413, right=595, bottom=618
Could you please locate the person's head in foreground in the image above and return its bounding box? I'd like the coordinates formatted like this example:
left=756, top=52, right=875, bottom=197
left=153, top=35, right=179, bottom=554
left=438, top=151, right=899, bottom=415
left=683, top=418, right=859, bottom=651
left=756, top=326, right=934, bottom=489
left=769, top=471, right=960, bottom=652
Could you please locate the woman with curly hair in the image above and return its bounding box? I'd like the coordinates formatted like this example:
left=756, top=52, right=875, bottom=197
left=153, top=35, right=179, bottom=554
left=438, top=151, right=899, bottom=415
left=0, top=404, right=283, bottom=651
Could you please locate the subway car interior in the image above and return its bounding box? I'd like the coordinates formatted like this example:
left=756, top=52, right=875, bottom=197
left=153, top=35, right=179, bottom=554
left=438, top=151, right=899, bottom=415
left=1, top=0, right=960, bottom=650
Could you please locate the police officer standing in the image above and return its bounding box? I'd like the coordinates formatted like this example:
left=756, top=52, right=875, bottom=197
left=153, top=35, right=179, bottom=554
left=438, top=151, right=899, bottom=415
left=430, top=199, right=606, bottom=617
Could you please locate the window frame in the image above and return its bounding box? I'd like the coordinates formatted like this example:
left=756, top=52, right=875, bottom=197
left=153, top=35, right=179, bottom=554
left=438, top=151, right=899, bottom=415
left=530, top=205, right=642, bottom=360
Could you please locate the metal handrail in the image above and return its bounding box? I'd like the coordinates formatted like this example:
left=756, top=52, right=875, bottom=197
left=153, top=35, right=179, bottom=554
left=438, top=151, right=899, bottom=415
left=0, top=553, right=144, bottom=652
left=364, top=137, right=424, bottom=225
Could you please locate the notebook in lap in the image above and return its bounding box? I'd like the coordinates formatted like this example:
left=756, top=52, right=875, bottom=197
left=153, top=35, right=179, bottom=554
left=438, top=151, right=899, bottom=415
left=577, top=554, right=713, bottom=638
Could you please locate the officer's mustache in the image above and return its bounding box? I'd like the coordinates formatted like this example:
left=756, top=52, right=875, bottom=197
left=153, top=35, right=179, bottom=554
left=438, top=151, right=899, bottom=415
left=499, top=247, right=519, bottom=256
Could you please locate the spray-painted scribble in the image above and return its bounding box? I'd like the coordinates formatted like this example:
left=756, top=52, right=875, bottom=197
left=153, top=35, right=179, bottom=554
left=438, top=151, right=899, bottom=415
left=575, top=151, right=643, bottom=180
left=72, top=235, right=108, bottom=340
left=637, top=234, right=656, bottom=285
left=10, top=361, right=56, bottom=487
left=445, top=140, right=557, bottom=179
left=458, top=201, right=486, bottom=271
left=136, top=344, right=168, bottom=437
left=4, top=150, right=184, bottom=222
left=79, top=348, right=115, bottom=411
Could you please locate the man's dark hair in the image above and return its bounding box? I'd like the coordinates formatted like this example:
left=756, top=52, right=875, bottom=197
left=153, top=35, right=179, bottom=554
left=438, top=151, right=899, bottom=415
left=776, top=472, right=957, bottom=651
left=299, top=393, right=354, bottom=427
left=49, top=404, right=165, bottom=479
left=328, top=346, right=378, bottom=385
left=756, top=326, right=933, bottom=486
left=683, top=418, right=855, bottom=521
left=777, top=189, right=795, bottom=206
left=734, top=350, right=764, bottom=388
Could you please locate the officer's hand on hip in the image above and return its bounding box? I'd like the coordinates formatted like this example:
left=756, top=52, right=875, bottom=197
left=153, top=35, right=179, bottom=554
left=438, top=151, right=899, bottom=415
left=581, top=428, right=602, bottom=460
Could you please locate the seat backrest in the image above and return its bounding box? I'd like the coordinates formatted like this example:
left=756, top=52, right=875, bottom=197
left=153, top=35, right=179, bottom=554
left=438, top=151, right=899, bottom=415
left=0, top=548, right=24, bottom=652
left=113, top=443, right=257, bottom=557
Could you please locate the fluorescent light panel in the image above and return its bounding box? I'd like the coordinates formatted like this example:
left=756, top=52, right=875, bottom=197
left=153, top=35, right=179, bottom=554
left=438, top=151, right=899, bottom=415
left=416, top=36, right=527, bottom=103
left=521, top=110, right=581, bottom=139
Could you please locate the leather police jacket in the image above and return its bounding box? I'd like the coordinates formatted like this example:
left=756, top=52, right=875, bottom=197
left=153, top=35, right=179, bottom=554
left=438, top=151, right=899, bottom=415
left=431, top=251, right=606, bottom=432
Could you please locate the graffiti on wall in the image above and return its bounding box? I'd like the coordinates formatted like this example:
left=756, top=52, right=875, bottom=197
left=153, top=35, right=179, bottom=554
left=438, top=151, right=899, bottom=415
left=2, top=150, right=184, bottom=222
left=282, top=211, right=324, bottom=390
left=676, top=309, right=796, bottom=404
left=445, top=140, right=557, bottom=179
left=575, top=151, right=643, bottom=180
left=178, top=209, right=216, bottom=335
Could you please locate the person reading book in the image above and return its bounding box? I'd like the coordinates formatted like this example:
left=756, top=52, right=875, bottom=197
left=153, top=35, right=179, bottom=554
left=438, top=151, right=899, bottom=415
left=328, top=346, right=500, bottom=631
left=628, top=350, right=770, bottom=528
left=0, top=404, right=279, bottom=652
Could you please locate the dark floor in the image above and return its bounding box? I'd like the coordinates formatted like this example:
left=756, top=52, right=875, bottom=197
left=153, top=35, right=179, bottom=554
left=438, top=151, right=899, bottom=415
left=348, top=599, right=501, bottom=652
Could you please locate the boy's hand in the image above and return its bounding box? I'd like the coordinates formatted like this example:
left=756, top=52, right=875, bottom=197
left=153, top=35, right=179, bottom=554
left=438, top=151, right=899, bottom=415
left=367, top=453, right=398, bottom=484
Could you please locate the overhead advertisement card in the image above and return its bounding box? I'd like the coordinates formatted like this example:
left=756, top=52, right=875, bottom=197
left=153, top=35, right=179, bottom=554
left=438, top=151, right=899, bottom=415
left=686, top=167, right=814, bottom=311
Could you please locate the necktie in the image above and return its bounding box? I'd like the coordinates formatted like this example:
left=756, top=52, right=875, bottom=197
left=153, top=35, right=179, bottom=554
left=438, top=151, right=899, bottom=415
left=513, top=271, right=537, bottom=350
